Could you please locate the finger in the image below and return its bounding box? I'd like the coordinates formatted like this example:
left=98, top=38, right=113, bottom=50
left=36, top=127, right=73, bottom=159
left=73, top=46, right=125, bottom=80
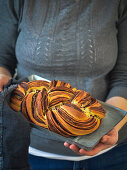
left=101, top=136, right=118, bottom=145
left=101, top=129, right=118, bottom=145
left=69, top=144, right=80, bottom=153
left=64, top=128, right=118, bottom=156
left=64, top=142, right=71, bottom=147
left=101, top=135, right=109, bottom=143
left=79, top=129, right=118, bottom=156
left=64, top=142, right=84, bottom=154
left=79, top=142, right=109, bottom=156
left=64, top=143, right=80, bottom=154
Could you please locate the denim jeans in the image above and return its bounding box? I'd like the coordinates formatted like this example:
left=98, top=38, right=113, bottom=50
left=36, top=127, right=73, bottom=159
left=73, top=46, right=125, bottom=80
left=29, top=140, right=127, bottom=170
left=0, top=79, right=31, bottom=170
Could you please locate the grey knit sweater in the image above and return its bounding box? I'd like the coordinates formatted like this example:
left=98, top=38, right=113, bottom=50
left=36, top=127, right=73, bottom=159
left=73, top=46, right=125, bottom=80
left=0, top=0, right=127, bottom=101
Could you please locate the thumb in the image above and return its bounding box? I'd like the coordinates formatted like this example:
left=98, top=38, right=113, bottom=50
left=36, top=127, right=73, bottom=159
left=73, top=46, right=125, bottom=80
left=101, top=134, right=118, bottom=146
left=101, top=135, right=110, bottom=144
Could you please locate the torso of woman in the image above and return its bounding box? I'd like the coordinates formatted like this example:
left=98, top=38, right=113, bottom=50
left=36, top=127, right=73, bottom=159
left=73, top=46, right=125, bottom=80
left=16, top=0, right=119, bottom=101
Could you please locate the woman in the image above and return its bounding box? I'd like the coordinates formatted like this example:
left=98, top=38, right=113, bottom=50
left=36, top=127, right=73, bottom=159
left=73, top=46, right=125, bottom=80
left=0, top=0, right=127, bottom=169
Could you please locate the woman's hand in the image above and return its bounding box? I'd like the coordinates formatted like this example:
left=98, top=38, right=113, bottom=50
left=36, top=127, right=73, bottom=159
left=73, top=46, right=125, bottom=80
left=64, top=96, right=127, bottom=156
left=0, top=67, right=12, bottom=92
left=64, top=128, right=118, bottom=156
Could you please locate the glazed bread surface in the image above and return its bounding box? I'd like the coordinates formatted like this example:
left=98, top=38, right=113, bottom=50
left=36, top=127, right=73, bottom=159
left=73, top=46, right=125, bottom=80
left=10, top=80, right=106, bottom=137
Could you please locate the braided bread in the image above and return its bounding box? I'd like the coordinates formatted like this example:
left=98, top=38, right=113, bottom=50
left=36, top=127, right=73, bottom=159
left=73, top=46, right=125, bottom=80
left=9, top=80, right=106, bottom=137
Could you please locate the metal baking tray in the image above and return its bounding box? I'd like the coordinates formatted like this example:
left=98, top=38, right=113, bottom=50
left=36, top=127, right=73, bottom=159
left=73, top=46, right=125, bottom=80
left=28, top=75, right=127, bottom=154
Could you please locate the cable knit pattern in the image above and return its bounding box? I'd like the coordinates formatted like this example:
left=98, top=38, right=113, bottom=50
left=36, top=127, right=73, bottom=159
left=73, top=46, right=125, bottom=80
left=15, top=0, right=120, bottom=101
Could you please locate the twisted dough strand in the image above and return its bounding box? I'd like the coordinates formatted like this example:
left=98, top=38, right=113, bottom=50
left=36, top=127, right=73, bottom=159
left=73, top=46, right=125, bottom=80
left=10, top=80, right=105, bottom=137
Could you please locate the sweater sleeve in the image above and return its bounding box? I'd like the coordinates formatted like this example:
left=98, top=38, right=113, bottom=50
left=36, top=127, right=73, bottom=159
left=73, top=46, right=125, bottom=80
left=0, top=0, right=23, bottom=76
left=106, top=0, right=127, bottom=100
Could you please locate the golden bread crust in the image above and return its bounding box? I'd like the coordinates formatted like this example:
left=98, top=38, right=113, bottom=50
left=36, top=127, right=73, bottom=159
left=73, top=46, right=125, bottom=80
left=9, top=80, right=106, bottom=137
